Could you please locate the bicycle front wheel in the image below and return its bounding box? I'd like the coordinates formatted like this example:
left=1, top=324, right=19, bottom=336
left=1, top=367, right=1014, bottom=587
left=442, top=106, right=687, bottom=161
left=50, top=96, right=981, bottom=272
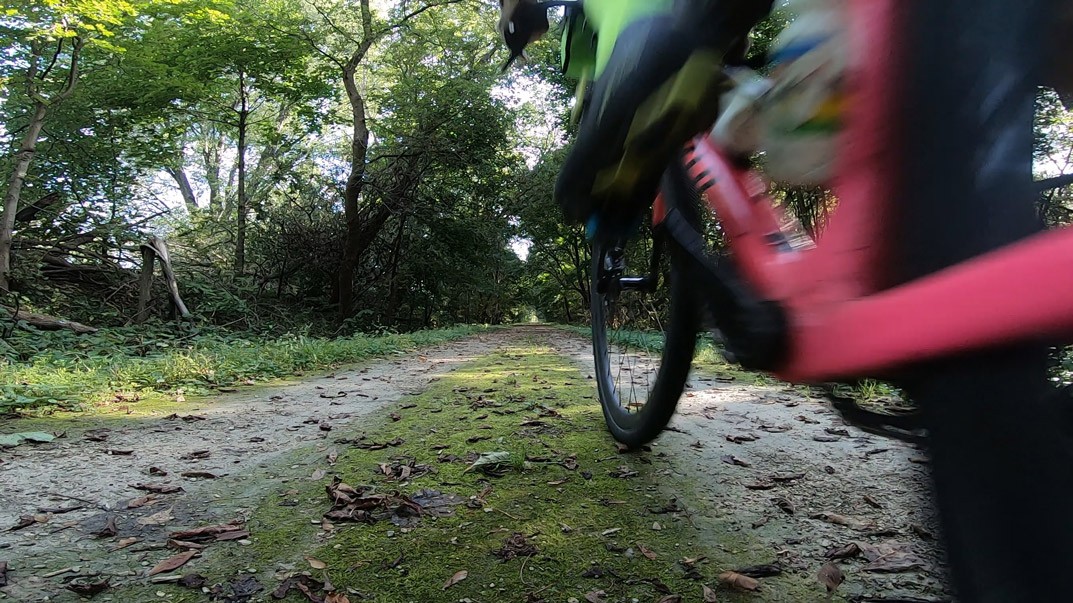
left=590, top=222, right=699, bottom=448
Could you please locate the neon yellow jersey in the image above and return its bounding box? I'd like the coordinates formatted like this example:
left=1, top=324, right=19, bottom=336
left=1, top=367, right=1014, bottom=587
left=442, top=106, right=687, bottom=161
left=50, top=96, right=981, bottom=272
left=560, top=0, right=674, bottom=79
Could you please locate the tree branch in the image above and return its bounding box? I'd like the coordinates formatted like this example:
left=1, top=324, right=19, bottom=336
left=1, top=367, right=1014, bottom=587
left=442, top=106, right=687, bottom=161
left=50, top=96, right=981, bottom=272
left=373, top=0, right=468, bottom=38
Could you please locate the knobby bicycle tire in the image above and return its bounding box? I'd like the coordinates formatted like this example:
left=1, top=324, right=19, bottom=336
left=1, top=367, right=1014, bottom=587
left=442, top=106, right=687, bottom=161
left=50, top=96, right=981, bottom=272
left=895, top=1, right=1073, bottom=601
left=590, top=170, right=702, bottom=448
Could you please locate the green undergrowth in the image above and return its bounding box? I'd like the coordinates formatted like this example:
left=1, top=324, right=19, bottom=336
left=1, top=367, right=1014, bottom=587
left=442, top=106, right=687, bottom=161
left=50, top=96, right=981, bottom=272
left=564, top=324, right=775, bottom=384
left=566, top=324, right=920, bottom=410
left=158, top=341, right=797, bottom=602
left=0, top=324, right=490, bottom=414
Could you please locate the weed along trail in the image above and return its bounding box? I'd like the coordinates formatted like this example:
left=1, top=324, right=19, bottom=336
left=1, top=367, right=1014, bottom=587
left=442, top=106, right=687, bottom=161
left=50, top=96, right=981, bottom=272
left=0, top=325, right=948, bottom=602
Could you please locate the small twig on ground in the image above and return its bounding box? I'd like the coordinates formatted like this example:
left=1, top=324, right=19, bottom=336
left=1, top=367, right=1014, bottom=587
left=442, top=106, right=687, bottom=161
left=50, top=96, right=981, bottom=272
left=520, top=553, right=534, bottom=585
left=46, top=492, right=102, bottom=508
left=495, top=507, right=522, bottom=521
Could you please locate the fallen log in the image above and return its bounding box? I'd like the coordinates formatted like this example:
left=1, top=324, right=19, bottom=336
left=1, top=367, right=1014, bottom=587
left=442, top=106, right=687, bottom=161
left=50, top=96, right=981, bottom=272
left=1, top=306, right=97, bottom=333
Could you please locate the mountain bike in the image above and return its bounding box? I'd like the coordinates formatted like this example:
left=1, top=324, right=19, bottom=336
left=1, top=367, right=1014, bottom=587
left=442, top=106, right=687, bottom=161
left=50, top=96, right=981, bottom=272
left=528, top=0, right=1073, bottom=600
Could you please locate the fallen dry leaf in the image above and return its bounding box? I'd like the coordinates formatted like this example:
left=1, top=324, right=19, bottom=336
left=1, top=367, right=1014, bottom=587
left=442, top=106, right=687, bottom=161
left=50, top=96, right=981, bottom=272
left=177, top=573, right=207, bottom=589
left=772, top=497, right=795, bottom=515
left=734, top=563, right=782, bottom=578
left=130, top=483, right=183, bottom=494
left=859, top=542, right=924, bottom=573
left=92, top=516, right=118, bottom=538
left=215, top=530, right=249, bottom=541
left=824, top=543, right=861, bottom=559
left=389, top=412, right=402, bottom=422
left=137, top=508, right=174, bottom=527
left=66, top=578, right=109, bottom=597
left=168, top=539, right=207, bottom=550
left=442, top=569, right=467, bottom=590
left=811, top=512, right=874, bottom=531
left=147, top=550, right=198, bottom=576
left=863, top=494, right=883, bottom=509
left=637, top=543, right=658, bottom=560
left=110, top=537, right=140, bottom=551
left=180, top=471, right=219, bottom=479
left=584, top=590, right=607, bottom=603
left=179, top=450, right=210, bottom=460
left=493, top=532, right=538, bottom=560
left=170, top=522, right=245, bottom=542
left=105, top=449, right=134, bottom=456
left=127, top=494, right=160, bottom=509
left=224, top=575, right=263, bottom=599
left=325, top=593, right=351, bottom=603
left=721, top=455, right=751, bottom=467
left=306, top=556, right=327, bottom=570
left=7, top=516, right=34, bottom=531
left=608, top=466, right=638, bottom=479
left=726, top=434, right=757, bottom=444
left=744, top=482, right=775, bottom=490
left=702, top=585, right=718, bottom=602
left=817, top=562, right=844, bottom=593
left=718, top=570, right=759, bottom=591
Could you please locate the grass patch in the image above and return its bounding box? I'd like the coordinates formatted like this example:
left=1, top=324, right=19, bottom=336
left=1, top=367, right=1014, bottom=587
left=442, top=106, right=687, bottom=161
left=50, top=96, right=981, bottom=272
left=138, top=340, right=790, bottom=602
left=0, top=324, right=489, bottom=414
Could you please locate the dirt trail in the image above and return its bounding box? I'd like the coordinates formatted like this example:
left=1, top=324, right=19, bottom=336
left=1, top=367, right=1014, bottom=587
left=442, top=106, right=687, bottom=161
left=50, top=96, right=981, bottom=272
left=0, top=332, right=509, bottom=601
left=549, top=333, right=950, bottom=602
left=0, top=326, right=948, bottom=601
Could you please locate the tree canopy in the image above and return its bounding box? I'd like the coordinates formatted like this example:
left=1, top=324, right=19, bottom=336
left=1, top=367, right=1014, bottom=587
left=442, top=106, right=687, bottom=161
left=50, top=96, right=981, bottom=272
left=0, top=2, right=1069, bottom=334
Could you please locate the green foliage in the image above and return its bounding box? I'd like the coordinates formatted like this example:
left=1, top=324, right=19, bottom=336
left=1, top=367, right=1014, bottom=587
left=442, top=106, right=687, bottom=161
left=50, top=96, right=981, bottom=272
left=0, top=323, right=489, bottom=413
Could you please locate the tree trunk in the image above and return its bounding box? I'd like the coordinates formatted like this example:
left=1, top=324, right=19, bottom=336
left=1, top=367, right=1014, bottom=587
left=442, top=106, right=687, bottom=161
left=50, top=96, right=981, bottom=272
left=201, top=124, right=224, bottom=214
left=234, top=68, right=249, bottom=278
left=0, top=38, right=83, bottom=293
left=165, top=165, right=199, bottom=214
left=147, top=237, right=192, bottom=320
left=136, top=246, right=155, bottom=323
left=338, top=67, right=372, bottom=318
left=0, top=102, right=48, bottom=292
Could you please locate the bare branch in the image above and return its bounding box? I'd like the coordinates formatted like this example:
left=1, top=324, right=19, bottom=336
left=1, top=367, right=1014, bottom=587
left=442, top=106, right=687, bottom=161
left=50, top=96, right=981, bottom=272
left=40, top=38, right=63, bottom=82
left=373, top=0, right=468, bottom=37
left=54, top=37, right=83, bottom=103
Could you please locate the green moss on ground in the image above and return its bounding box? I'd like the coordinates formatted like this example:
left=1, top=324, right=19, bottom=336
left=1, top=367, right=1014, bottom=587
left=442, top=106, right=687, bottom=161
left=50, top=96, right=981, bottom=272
left=240, top=340, right=810, bottom=601
left=108, top=334, right=822, bottom=602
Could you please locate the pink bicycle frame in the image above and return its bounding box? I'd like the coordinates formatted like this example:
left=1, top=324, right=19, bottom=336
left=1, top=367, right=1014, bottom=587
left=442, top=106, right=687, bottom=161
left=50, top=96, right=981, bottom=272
left=654, top=0, right=1073, bottom=383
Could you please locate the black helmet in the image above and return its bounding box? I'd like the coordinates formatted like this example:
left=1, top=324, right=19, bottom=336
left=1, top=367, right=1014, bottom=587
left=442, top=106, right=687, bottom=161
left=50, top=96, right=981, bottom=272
left=497, top=0, right=552, bottom=71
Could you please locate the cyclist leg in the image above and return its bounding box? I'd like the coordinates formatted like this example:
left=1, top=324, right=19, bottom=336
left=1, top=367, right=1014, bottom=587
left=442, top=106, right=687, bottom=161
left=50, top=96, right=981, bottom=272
left=899, top=0, right=1073, bottom=600
left=554, top=0, right=774, bottom=234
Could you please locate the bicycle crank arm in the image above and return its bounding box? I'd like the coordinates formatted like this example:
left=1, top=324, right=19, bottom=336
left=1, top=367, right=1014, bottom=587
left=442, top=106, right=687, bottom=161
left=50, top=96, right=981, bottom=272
left=662, top=206, right=788, bottom=370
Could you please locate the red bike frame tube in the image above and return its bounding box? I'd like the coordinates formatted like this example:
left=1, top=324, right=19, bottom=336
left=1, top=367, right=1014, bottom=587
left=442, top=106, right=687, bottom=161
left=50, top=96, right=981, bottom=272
left=671, top=0, right=1073, bottom=382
